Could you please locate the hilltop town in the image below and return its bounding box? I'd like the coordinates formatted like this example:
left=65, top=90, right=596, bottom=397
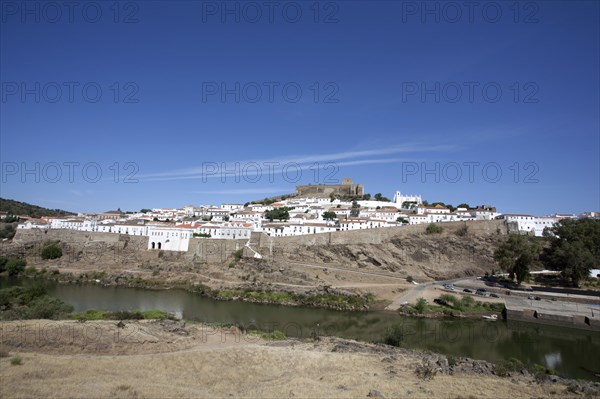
left=10, top=179, right=598, bottom=253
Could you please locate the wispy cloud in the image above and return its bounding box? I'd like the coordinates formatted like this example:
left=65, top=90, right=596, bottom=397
left=136, top=142, right=458, bottom=182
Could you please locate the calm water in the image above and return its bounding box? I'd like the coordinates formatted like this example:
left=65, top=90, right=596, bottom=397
left=2, top=277, right=599, bottom=381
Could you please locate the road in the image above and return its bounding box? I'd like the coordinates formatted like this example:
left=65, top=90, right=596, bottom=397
left=386, top=276, right=478, bottom=310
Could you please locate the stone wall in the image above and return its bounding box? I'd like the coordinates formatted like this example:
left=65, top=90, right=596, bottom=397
left=251, top=220, right=508, bottom=249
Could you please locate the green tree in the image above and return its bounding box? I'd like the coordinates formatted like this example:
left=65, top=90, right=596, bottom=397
left=494, top=234, right=540, bottom=284
left=350, top=201, right=360, bottom=217
left=396, top=217, right=408, bottom=224
left=401, top=201, right=417, bottom=209
left=0, top=223, right=16, bottom=239
left=3, top=214, right=19, bottom=223
left=140, top=209, right=151, bottom=213
left=264, top=207, right=292, bottom=221
left=322, top=211, right=337, bottom=220
left=543, top=219, right=600, bottom=286
left=456, top=203, right=470, bottom=209
left=374, top=193, right=390, bottom=202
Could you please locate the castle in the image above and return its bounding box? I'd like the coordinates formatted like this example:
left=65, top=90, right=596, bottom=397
left=296, top=178, right=364, bottom=197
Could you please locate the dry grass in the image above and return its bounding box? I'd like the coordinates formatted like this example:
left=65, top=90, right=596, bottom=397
left=0, top=320, right=572, bottom=399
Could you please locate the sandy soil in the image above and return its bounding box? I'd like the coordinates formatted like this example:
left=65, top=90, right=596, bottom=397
left=0, top=320, right=587, bottom=399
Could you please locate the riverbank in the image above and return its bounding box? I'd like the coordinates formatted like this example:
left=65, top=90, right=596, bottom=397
left=4, top=268, right=376, bottom=311
left=1, top=319, right=598, bottom=398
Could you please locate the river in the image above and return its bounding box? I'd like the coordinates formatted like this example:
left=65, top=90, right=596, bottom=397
left=2, top=277, right=599, bottom=381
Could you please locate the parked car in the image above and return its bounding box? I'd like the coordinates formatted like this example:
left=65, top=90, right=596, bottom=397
left=534, top=296, right=542, bottom=301
left=443, top=284, right=454, bottom=290
left=528, top=295, right=535, bottom=300
left=490, top=293, right=500, bottom=298
left=463, top=288, right=473, bottom=293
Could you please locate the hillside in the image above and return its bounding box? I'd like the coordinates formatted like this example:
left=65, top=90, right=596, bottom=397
left=0, top=198, right=74, bottom=218
left=5, top=221, right=512, bottom=307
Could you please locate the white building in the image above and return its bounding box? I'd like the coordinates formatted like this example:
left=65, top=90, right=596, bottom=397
left=393, top=191, right=423, bottom=208
left=221, top=204, right=244, bottom=211
left=147, top=226, right=192, bottom=251
left=262, top=222, right=337, bottom=237
left=416, top=205, right=450, bottom=215
left=16, top=219, right=50, bottom=230
left=496, top=214, right=536, bottom=234
left=359, top=208, right=399, bottom=221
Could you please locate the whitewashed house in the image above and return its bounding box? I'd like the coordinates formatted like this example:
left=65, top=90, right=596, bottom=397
left=147, top=226, right=192, bottom=251
left=496, top=214, right=536, bottom=234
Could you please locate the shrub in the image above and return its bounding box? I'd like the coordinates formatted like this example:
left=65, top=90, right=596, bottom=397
left=414, top=298, right=427, bottom=314
left=447, top=356, right=457, bottom=367
left=0, top=224, right=16, bottom=240
left=0, top=256, right=8, bottom=272
left=111, top=310, right=144, bottom=320
left=495, top=358, right=524, bottom=377
left=406, top=275, right=414, bottom=283
left=10, top=356, right=22, bottom=366
left=5, top=258, right=26, bottom=276
left=41, top=243, right=62, bottom=260
left=383, top=324, right=404, bottom=347
left=456, top=224, right=469, bottom=237
left=460, top=295, right=474, bottom=308
left=415, top=361, right=437, bottom=380
left=23, top=296, right=73, bottom=319
left=425, top=223, right=443, bottom=234
left=234, top=249, right=243, bottom=261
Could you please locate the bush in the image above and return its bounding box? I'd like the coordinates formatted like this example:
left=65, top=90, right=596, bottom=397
left=425, top=223, right=443, bottom=234
left=0, top=256, right=8, bottom=273
left=111, top=311, right=144, bottom=320
left=460, top=295, right=474, bottom=308
left=415, top=361, right=437, bottom=380
left=383, top=324, right=404, bottom=347
left=5, top=258, right=26, bottom=276
left=406, top=275, right=414, bottom=283
left=10, top=356, right=22, bottom=366
left=41, top=243, right=62, bottom=260
left=414, top=298, right=427, bottom=314
left=0, top=285, right=72, bottom=320
left=456, top=224, right=469, bottom=236
left=0, top=223, right=16, bottom=240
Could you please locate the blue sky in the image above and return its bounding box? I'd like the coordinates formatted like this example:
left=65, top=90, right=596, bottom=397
left=1, top=1, right=598, bottom=214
